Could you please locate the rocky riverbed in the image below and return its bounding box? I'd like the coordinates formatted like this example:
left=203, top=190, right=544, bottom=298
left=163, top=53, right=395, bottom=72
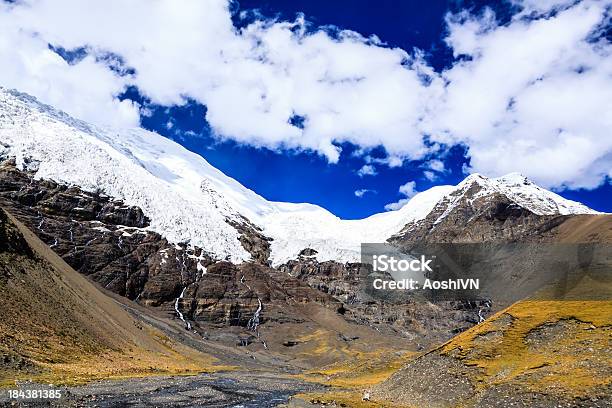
left=1, top=371, right=325, bottom=407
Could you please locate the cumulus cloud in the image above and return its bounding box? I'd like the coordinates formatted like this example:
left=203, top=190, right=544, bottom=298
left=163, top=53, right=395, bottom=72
left=354, top=188, right=376, bottom=198
left=384, top=181, right=419, bottom=210
left=357, top=164, right=377, bottom=177
left=0, top=0, right=610, bottom=190
left=430, top=0, right=612, bottom=189
left=0, top=0, right=439, bottom=163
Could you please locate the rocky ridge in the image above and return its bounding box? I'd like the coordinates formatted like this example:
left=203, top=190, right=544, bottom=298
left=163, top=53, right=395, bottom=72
left=0, top=160, right=489, bottom=345
left=0, top=157, right=603, bottom=348
left=0, top=161, right=337, bottom=345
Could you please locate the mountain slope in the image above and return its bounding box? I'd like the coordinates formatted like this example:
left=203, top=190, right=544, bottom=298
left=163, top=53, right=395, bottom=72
left=0, top=207, right=221, bottom=386
left=389, top=173, right=599, bottom=246
left=0, top=89, right=254, bottom=263
left=373, top=297, right=612, bottom=407
left=0, top=88, right=600, bottom=267
left=371, top=216, right=612, bottom=407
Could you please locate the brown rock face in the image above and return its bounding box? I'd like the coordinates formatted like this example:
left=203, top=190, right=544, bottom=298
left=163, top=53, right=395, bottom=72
left=0, top=162, right=340, bottom=334
left=279, top=255, right=363, bottom=303
left=278, top=253, right=489, bottom=345
left=173, top=261, right=339, bottom=329
left=0, top=207, right=31, bottom=256
left=226, top=217, right=272, bottom=265
left=0, top=161, right=214, bottom=303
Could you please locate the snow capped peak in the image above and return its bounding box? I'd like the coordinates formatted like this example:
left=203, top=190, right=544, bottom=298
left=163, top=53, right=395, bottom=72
left=486, top=173, right=597, bottom=215
left=495, top=172, right=530, bottom=183
left=459, top=172, right=531, bottom=191
left=0, top=88, right=601, bottom=266
left=460, top=172, right=489, bottom=183
left=429, top=172, right=599, bottom=227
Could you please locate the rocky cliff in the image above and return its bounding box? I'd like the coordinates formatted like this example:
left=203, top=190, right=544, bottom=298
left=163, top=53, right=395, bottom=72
left=0, top=161, right=342, bottom=345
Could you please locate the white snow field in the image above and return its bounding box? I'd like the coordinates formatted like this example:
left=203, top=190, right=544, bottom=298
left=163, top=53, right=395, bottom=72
left=0, top=88, right=599, bottom=265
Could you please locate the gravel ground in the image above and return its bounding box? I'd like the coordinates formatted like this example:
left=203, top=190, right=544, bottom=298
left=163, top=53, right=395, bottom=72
left=0, top=371, right=326, bottom=408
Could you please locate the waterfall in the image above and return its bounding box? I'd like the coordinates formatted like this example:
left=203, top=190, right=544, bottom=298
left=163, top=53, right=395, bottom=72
left=174, top=287, right=191, bottom=330
left=247, top=298, right=262, bottom=333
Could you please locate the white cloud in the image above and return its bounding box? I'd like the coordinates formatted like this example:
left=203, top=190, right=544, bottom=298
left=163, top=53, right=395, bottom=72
left=357, top=164, right=377, bottom=177
left=423, top=170, right=437, bottom=181
left=399, top=181, right=418, bottom=197
left=511, top=0, right=578, bottom=15
left=384, top=181, right=419, bottom=210
left=386, top=156, right=404, bottom=167
left=431, top=0, right=612, bottom=189
left=426, top=159, right=445, bottom=172
left=354, top=188, right=376, bottom=198
left=362, top=153, right=404, bottom=168
left=0, top=2, right=140, bottom=127
left=385, top=198, right=411, bottom=211
left=0, top=0, right=439, bottom=163
left=421, top=159, right=445, bottom=181
left=0, top=0, right=610, bottom=190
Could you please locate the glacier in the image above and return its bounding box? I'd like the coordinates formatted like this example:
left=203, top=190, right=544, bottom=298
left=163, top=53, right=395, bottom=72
left=0, top=88, right=599, bottom=265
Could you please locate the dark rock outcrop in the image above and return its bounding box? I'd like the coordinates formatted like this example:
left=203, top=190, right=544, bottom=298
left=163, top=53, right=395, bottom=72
left=0, top=162, right=340, bottom=334
left=0, top=161, right=214, bottom=303
left=177, top=261, right=339, bottom=328
left=226, top=217, right=272, bottom=265
left=279, top=255, right=490, bottom=344
left=0, top=207, right=32, bottom=256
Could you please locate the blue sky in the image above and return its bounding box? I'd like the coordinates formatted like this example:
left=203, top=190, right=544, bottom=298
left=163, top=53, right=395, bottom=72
left=121, top=85, right=472, bottom=219
left=122, top=0, right=611, bottom=218
left=2, top=0, right=610, bottom=218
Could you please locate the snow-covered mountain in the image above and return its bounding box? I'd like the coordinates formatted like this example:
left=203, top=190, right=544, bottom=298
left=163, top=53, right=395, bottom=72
left=427, top=172, right=597, bottom=226
left=0, top=88, right=599, bottom=265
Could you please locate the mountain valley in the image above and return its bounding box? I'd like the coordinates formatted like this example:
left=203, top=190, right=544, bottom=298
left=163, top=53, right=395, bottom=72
left=0, top=88, right=610, bottom=407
